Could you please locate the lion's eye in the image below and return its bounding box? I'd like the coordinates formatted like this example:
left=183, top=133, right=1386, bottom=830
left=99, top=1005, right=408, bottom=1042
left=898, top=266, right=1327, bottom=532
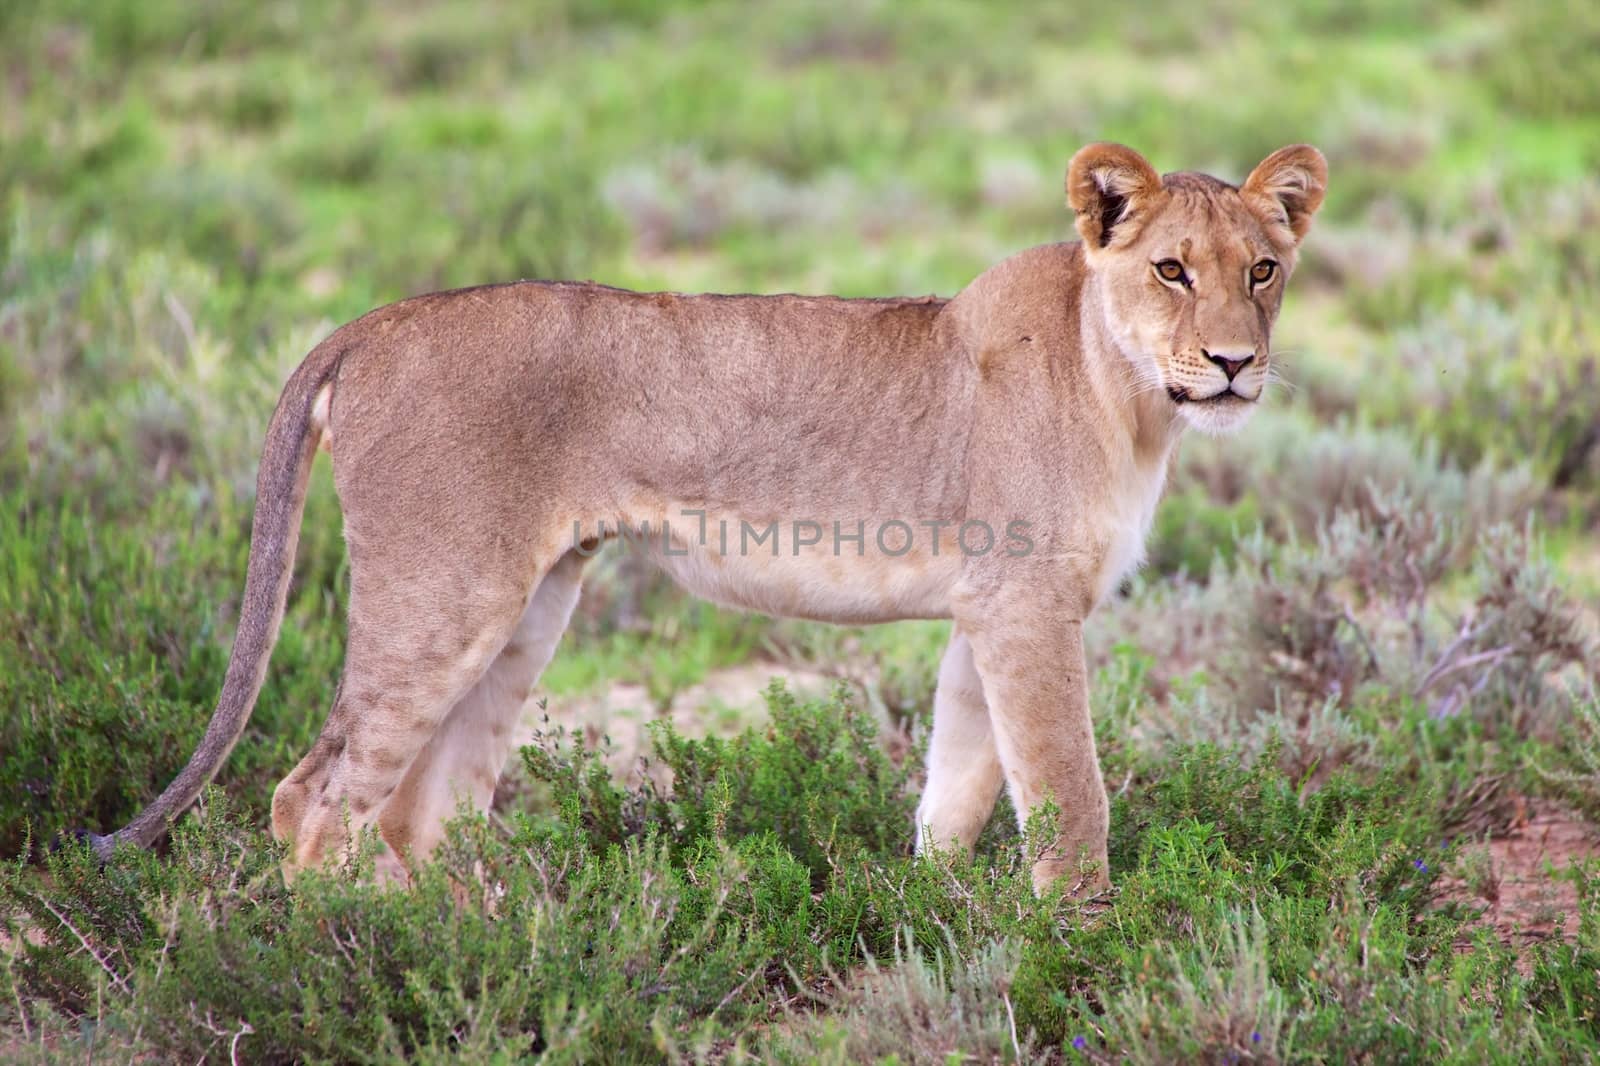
left=1155, top=259, right=1188, bottom=285
left=1250, top=260, right=1277, bottom=286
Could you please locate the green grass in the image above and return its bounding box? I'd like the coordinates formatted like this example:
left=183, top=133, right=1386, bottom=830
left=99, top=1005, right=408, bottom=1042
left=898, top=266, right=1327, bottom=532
left=3, top=0, right=1599, bottom=1060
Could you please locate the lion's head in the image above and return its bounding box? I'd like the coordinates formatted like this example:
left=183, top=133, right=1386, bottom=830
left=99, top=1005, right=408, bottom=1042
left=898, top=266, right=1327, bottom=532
left=1066, top=142, right=1327, bottom=435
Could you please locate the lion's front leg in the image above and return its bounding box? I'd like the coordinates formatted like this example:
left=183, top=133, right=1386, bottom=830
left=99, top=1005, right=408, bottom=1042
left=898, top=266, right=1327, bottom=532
left=954, top=582, right=1109, bottom=897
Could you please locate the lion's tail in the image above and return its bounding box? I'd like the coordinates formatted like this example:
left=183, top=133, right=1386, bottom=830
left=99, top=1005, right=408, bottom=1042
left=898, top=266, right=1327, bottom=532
left=88, top=341, right=343, bottom=858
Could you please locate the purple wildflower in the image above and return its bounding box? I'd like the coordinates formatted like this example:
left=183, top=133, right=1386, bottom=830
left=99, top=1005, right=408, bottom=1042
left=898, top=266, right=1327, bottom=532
left=1072, top=1035, right=1088, bottom=1051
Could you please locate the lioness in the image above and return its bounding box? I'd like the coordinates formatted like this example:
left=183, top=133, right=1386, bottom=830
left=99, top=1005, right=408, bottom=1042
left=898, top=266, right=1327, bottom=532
left=91, top=142, right=1325, bottom=894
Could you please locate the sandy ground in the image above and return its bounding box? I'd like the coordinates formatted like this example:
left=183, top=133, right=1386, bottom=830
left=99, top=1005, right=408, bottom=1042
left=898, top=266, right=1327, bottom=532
left=1438, top=798, right=1599, bottom=969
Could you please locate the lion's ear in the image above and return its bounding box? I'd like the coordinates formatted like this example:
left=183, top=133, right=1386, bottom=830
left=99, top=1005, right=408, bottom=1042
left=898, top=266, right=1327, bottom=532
left=1066, top=143, right=1163, bottom=250
left=1241, top=144, right=1327, bottom=244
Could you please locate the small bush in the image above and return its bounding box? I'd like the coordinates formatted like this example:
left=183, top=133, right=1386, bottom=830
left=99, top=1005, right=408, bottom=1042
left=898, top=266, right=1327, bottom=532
left=765, top=930, right=1034, bottom=1065
left=1158, top=411, right=1538, bottom=579
left=1099, top=909, right=1287, bottom=1065
left=523, top=680, right=916, bottom=882
left=1533, top=685, right=1600, bottom=823
left=1100, top=496, right=1594, bottom=766
left=1369, top=294, right=1600, bottom=503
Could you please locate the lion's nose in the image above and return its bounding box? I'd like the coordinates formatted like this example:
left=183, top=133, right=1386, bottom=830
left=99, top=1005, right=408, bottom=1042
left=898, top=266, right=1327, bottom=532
left=1203, top=349, right=1254, bottom=381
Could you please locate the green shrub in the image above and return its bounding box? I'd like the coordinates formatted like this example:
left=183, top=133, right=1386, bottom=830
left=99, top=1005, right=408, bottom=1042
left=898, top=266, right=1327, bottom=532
left=764, top=930, right=1034, bottom=1065
left=1368, top=294, right=1600, bottom=504
left=6, top=687, right=1599, bottom=1062
left=1100, top=497, right=1594, bottom=761
left=0, top=488, right=344, bottom=857
left=523, top=680, right=916, bottom=882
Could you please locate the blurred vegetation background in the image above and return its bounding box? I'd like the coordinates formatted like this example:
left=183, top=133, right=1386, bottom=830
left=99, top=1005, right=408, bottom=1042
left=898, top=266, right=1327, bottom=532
left=1, top=1, right=1599, bottom=1059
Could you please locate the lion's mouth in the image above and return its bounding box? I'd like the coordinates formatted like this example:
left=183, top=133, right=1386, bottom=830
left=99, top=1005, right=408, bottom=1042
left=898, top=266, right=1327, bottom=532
left=1167, top=386, right=1252, bottom=406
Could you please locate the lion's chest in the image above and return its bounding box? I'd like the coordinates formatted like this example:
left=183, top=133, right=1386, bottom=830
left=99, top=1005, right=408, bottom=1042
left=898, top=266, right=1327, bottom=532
left=1089, top=453, right=1172, bottom=607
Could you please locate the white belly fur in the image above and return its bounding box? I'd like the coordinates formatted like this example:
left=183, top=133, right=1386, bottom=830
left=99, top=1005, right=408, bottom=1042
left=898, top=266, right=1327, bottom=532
left=593, top=462, right=1167, bottom=624
left=627, top=515, right=962, bottom=624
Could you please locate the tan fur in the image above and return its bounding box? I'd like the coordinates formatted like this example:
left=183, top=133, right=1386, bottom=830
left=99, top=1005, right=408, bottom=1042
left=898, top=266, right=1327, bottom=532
left=98, top=143, right=1325, bottom=894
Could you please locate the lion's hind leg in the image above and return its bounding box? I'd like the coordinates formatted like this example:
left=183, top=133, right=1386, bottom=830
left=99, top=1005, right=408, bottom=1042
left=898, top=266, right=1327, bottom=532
left=375, top=549, right=586, bottom=866
left=915, top=628, right=1005, bottom=858
left=269, top=542, right=549, bottom=883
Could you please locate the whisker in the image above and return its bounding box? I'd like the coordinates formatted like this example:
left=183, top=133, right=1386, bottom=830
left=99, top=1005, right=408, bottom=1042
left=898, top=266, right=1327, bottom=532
left=1116, top=374, right=1166, bottom=405
left=1110, top=360, right=1164, bottom=406
left=1262, top=366, right=1299, bottom=393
